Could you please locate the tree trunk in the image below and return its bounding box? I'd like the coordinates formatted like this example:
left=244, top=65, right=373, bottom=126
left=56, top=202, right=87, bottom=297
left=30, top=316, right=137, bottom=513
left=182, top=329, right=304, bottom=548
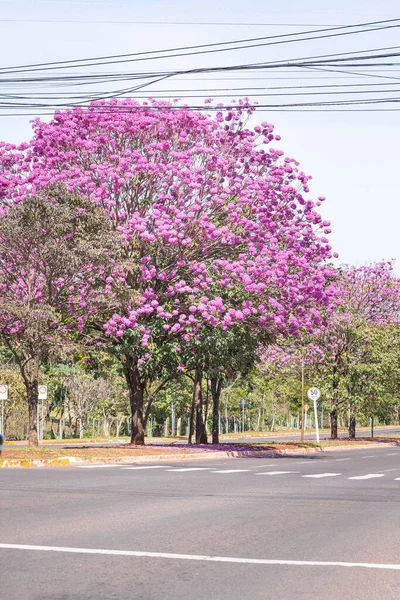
left=194, top=369, right=207, bottom=444
left=116, top=417, right=124, bottom=438
left=330, top=366, right=339, bottom=440
left=371, top=416, right=374, bottom=438
left=102, top=408, right=109, bottom=437
left=79, top=418, right=84, bottom=439
left=144, top=396, right=155, bottom=430
left=330, top=409, right=338, bottom=440
left=122, top=354, right=145, bottom=445
left=188, top=387, right=195, bottom=445
left=348, top=415, right=356, bottom=439
left=50, top=418, right=58, bottom=439
left=27, top=380, right=39, bottom=447
left=270, top=390, right=276, bottom=431
left=19, top=354, right=40, bottom=447
left=270, top=412, right=276, bottom=432
left=211, top=376, right=223, bottom=445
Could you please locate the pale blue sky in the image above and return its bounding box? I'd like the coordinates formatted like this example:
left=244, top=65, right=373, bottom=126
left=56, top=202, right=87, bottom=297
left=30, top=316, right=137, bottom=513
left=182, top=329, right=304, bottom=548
left=0, top=0, right=399, bottom=273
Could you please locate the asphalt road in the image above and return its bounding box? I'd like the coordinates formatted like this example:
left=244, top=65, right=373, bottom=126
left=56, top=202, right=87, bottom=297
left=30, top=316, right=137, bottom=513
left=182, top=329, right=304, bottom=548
left=1, top=446, right=400, bottom=599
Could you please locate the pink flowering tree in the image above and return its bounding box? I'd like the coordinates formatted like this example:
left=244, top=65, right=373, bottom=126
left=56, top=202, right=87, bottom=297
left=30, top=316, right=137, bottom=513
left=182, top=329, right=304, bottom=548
left=0, top=99, right=338, bottom=445
left=264, top=262, right=400, bottom=439
left=321, top=262, right=400, bottom=438
left=0, top=188, right=119, bottom=446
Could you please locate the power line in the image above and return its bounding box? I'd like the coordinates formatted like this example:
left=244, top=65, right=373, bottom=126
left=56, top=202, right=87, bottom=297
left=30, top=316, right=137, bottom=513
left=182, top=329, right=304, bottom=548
left=0, top=19, right=349, bottom=27
left=3, top=48, right=400, bottom=87
left=1, top=108, right=399, bottom=117
left=1, top=19, right=400, bottom=117
left=4, top=81, right=399, bottom=98
left=1, top=17, right=400, bottom=74
left=1, top=95, right=399, bottom=109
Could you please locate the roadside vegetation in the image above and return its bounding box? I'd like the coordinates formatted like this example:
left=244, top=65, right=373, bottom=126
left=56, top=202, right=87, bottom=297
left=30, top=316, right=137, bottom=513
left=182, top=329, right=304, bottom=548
left=0, top=100, right=399, bottom=447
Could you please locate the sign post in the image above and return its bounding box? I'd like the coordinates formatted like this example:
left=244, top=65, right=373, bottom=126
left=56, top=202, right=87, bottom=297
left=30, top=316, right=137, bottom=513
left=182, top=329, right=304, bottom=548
left=0, top=384, right=8, bottom=437
left=307, top=387, right=321, bottom=443
left=171, top=402, right=176, bottom=437
left=38, top=385, right=48, bottom=441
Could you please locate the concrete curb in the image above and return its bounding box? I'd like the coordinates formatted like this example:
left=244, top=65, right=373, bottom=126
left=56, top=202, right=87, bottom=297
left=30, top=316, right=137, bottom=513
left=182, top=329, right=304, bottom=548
left=0, top=441, right=396, bottom=467
left=0, top=456, right=83, bottom=468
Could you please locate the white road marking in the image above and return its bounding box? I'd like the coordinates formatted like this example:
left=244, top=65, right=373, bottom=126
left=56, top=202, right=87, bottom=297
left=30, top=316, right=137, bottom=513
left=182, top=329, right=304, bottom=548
left=302, top=473, right=341, bottom=479
left=77, top=464, right=122, bottom=469
left=213, top=469, right=249, bottom=474
left=166, top=468, right=212, bottom=472
left=361, top=456, right=377, bottom=459
left=332, top=458, right=351, bottom=462
left=349, top=474, right=385, bottom=480
left=379, top=469, right=397, bottom=473
left=1, top=544, right=400, bottom=571
left=386, top=453, right=398, bottom=456
left=256, top=471, right=299, bottom=476
left=121, top=466, right=169, bottom=470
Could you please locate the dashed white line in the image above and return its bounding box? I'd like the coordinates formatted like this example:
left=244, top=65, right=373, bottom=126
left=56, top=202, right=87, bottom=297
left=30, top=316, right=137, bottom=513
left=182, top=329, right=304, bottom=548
left=256, top=471, right=299, bottom=476
left=361, top=456, right=377, bottom=459
left=348, top=474, right=385, bottom=480
left=302, top=473, right=341, bottom=479
left=166, top=468, right=212, bottom=472
left=2, top=543, right=400, bottom=571
left=122, top=465, right=169, bottom=470
left=213, top=469, right=250, bottom=474
left=386, top=453, right=398, bottom=456
left=77, top=464, right=122, bottom=469
left=332, top=458, right=351, bottom=462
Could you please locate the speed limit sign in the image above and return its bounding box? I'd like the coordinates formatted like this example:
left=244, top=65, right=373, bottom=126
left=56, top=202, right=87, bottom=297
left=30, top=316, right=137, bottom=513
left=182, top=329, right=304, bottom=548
left=307, top=387, right=321, bottom=401
left=38, top=385, right=48, bottom=400
left=307, top=387, right=321, bottom=443
left=0, top=384, right=8, bottom=400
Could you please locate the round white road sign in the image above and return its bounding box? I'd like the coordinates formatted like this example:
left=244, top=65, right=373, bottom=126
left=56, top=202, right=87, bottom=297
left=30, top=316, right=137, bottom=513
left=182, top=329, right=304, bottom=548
left=38, top=385, right=48, bottom=400
left=307, top=387, right=321, bottom=401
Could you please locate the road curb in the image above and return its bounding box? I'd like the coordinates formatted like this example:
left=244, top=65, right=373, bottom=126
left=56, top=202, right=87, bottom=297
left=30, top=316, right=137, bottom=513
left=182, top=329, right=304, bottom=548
left=1, top=441, right=396, bottom=467
left=0, top=456, right=83, bottom=468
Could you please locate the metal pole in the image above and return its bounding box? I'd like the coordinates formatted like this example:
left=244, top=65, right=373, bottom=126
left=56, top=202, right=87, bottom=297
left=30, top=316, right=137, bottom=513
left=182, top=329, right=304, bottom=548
left=171, top=402, right=176, bottom=437
left=301, top=361, right=305, bottom=442
left=1, top=398, right=4, bottom=436
left=41, top=399, right=45, bottom=440
left=313, top=397, right=320, bottom=443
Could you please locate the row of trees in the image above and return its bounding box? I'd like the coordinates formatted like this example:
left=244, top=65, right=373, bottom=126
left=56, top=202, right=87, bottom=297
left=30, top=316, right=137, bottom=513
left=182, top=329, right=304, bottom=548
left=3, top=316, right=399, bottom=443
left=0, top=99, right=398, bottom=445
